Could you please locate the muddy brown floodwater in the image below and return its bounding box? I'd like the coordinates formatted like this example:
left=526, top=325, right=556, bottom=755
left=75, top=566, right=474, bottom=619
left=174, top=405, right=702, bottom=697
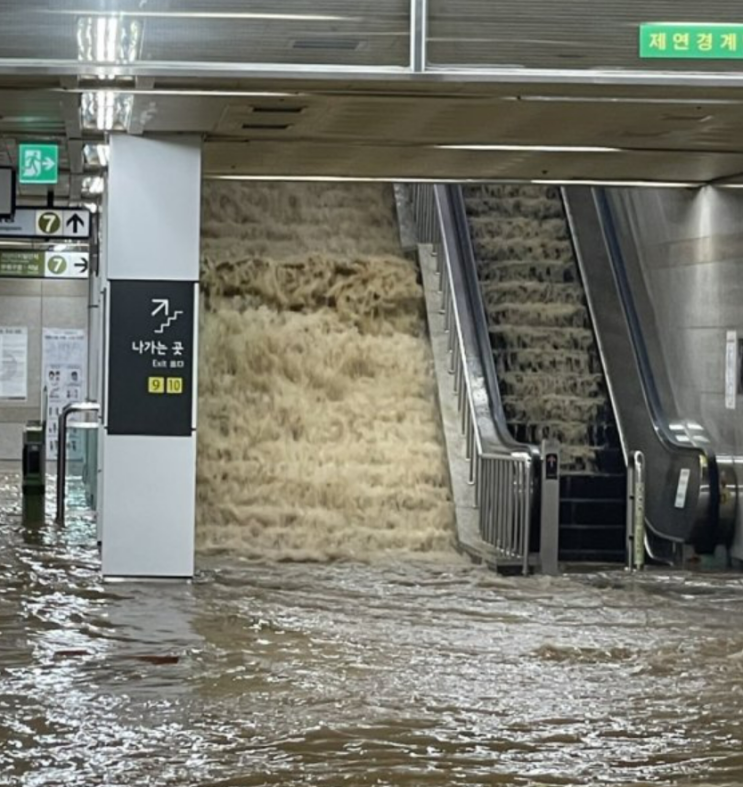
left=2, top=473, right=743, bottom=787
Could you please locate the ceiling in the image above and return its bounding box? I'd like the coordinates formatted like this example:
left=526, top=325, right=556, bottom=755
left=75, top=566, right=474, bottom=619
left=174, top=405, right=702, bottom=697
left=3, top=1, right=743, bottom=198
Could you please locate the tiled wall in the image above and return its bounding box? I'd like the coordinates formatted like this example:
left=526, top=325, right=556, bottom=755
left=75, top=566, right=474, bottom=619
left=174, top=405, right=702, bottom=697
left=0, top=278, right=87, bottom=460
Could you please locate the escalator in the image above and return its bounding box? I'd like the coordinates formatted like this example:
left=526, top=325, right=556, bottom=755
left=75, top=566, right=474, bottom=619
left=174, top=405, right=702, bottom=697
left=461, top=185, right=625, bottom=562
left=446, top=183, right=734, bottom=565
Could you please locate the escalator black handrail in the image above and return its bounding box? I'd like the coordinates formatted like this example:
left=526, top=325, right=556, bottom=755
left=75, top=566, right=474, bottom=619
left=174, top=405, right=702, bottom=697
left=443, top=185, right=540, bottom=459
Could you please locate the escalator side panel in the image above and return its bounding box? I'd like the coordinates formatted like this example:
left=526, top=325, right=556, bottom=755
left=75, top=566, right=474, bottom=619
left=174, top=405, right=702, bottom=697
left=564, top=188, right=707, bottom=547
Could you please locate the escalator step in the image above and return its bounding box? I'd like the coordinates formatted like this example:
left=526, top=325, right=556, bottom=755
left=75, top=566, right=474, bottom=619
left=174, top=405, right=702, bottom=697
left=559, top=523, right=626, bottom=553
left=560, top=500, right=626, bottom=527
left=559, top=549, right=626, bottom=564
left=561, top=473, right=626, bottom=499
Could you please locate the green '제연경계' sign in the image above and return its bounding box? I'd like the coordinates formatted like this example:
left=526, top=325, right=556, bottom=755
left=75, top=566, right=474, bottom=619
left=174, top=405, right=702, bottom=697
left=640, top=23, right=743, bottom=59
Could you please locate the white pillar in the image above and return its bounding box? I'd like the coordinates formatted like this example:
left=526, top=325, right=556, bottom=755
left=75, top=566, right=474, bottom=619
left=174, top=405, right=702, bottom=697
left=100, top=135, right=201, bottom=578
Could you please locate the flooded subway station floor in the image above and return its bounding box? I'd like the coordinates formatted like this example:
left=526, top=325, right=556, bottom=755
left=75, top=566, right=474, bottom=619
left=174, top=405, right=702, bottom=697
left=2, top=474, right=743, bottom=786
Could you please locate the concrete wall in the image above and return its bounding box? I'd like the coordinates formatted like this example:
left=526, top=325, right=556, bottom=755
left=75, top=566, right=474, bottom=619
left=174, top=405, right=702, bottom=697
left=610, top=187, right=743, bottom=559
left=0, top=279, right=87, bottom=460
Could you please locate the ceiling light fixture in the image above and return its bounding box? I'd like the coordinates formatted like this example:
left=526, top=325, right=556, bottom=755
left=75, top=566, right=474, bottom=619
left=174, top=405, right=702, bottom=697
left=532, top=178, right=696, bottom=188
left=83, top=143, right=110, bottom=168
left=502, top=95, right=743, bottom=106
left=435, top=144, right=623, bottom=153
left=205, top=175, right=699, bottom=188
left=66, top=10, right=358, bottom=23
left=77, top=16, right=142, bottom=64
left=82, top=176, right=105, bottom=196
left=81, top=91, right=133, bottom=131
left=63, top=88, right=302, bottom=98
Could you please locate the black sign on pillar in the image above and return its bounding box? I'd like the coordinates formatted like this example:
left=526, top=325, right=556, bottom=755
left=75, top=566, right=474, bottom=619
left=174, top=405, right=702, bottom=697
left=107, top=279, right=196, bottom=437
left=545, top=453, right=559, bottom=480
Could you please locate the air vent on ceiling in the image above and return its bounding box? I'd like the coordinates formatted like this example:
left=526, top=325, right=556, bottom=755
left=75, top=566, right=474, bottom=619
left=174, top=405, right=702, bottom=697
left=252, top=106, right=305, bottom=115
left=619, top=130, right=669, bottom=140
left=292, top=38, right=362, bottom=51
left=242, top=123, right=293, bottom=131
left=662, top=113, right=712, bottom=123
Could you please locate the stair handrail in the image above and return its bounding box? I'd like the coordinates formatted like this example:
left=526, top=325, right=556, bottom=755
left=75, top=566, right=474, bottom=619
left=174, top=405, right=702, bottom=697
left=409, top=183, right=536, bottom=571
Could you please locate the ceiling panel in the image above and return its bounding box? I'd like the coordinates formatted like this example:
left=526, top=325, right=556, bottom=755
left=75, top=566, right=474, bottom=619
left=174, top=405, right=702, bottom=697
left=0, top=0, right=409, bottom=68
left=129, top=90, right=743, bottom=155
left=203, top=140, right=743, bottom=183
left=0, top=90, right=67, bottom=135
left=427, top=0, right=743, bottom=72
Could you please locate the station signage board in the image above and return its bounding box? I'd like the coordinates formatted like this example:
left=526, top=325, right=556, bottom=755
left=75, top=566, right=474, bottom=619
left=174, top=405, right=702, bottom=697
left=0, top=208, right=91, bottom=240
left=640, top=23, right=743, bottom=59
left=0, top=250, right=89, bottom=279
left=107, top=280, right=196, bottom=437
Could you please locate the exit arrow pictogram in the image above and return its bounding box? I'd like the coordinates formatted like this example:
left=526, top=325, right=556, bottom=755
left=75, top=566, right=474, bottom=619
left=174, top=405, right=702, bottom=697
left=66, top=213, right=86, bottom=233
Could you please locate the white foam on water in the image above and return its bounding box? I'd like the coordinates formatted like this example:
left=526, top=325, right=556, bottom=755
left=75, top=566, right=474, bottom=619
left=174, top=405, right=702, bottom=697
left=196, top=182, right=455, bottom=561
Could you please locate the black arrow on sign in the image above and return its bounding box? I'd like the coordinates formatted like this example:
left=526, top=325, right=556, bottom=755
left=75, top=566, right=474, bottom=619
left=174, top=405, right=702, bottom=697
left=66, top=213, right=86, bottom=234
left=74, top=257, right=89, bottom=274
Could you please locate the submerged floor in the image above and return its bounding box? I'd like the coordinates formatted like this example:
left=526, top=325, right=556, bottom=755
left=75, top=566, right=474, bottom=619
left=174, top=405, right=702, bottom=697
left=2, top=475, right=743, bottom=787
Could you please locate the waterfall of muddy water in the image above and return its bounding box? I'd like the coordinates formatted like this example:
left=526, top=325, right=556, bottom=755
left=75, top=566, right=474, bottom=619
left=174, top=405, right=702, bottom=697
left=4, top=475, right=743, bottom=786
left=463, top=185, right=616, bottom=473
left=197, top=182, right=454, bottom=560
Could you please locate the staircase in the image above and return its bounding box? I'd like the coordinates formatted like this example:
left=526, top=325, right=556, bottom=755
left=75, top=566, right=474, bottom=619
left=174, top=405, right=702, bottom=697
left=462, top=185, right=626, bottom=563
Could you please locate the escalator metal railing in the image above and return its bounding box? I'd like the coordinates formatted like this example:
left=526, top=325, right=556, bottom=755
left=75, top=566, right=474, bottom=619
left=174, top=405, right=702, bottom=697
left=410, top=184, right=536, bottom=571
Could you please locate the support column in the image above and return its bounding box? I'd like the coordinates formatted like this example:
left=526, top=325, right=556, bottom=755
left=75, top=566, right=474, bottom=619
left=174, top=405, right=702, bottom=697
left=100, top=135, right=201, bottom=579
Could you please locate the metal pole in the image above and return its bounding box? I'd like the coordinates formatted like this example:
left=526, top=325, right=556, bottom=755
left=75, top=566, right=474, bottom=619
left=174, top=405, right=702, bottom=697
left=626, top=450, right=646, bottom=571
left=410, top=0, right=427, bottom=72
left=55, top=401, right=100, bottom=525
left=625, top=453, right=635, bottom=570
left=633, top=451, right=646, bottom=571
left=540, top=440, right=560, bottom=575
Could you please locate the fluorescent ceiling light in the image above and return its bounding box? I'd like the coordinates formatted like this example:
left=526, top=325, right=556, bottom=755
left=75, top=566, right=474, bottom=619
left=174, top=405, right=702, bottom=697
left=77, top=16, right=142, bottom=64
left=533, top=178, right=696, bottom=188
left=82, top=176, right=105, bottom=196
left=63, top=10, right=359, bottom=23
left=503, top=95, right=743, bottom=106
left=206, top=176, right=698, bottom=189
left=435, top=144, right=622, bottom=153
left=206, top=175, right=497, bottom=183
left=65, top=88, right=300, bottom=98
left=81, top=91, right=133, bottom=131
left=83, top=143, right=109, bottom=168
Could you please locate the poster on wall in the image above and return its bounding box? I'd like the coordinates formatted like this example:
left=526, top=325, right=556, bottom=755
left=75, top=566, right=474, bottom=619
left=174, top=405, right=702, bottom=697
left=0, top=327, right=28, bottom=400
left=43, top=328, right=87, bottom=461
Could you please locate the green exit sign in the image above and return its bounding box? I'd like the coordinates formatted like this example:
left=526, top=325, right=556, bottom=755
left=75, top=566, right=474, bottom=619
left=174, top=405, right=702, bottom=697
left=18, top=143, right=59, bottom=185
left=640, top=23, right=743, bottom=59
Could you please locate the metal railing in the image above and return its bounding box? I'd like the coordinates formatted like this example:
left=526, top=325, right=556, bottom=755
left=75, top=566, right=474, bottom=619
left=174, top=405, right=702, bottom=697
left=410, top=184, right=535, bottom=572
left=55, top=401, right=100, bottom=525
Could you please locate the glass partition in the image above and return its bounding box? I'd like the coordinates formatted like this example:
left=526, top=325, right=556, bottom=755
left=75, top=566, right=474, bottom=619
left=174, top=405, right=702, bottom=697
left=60, top=421, right=98, bottom=518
